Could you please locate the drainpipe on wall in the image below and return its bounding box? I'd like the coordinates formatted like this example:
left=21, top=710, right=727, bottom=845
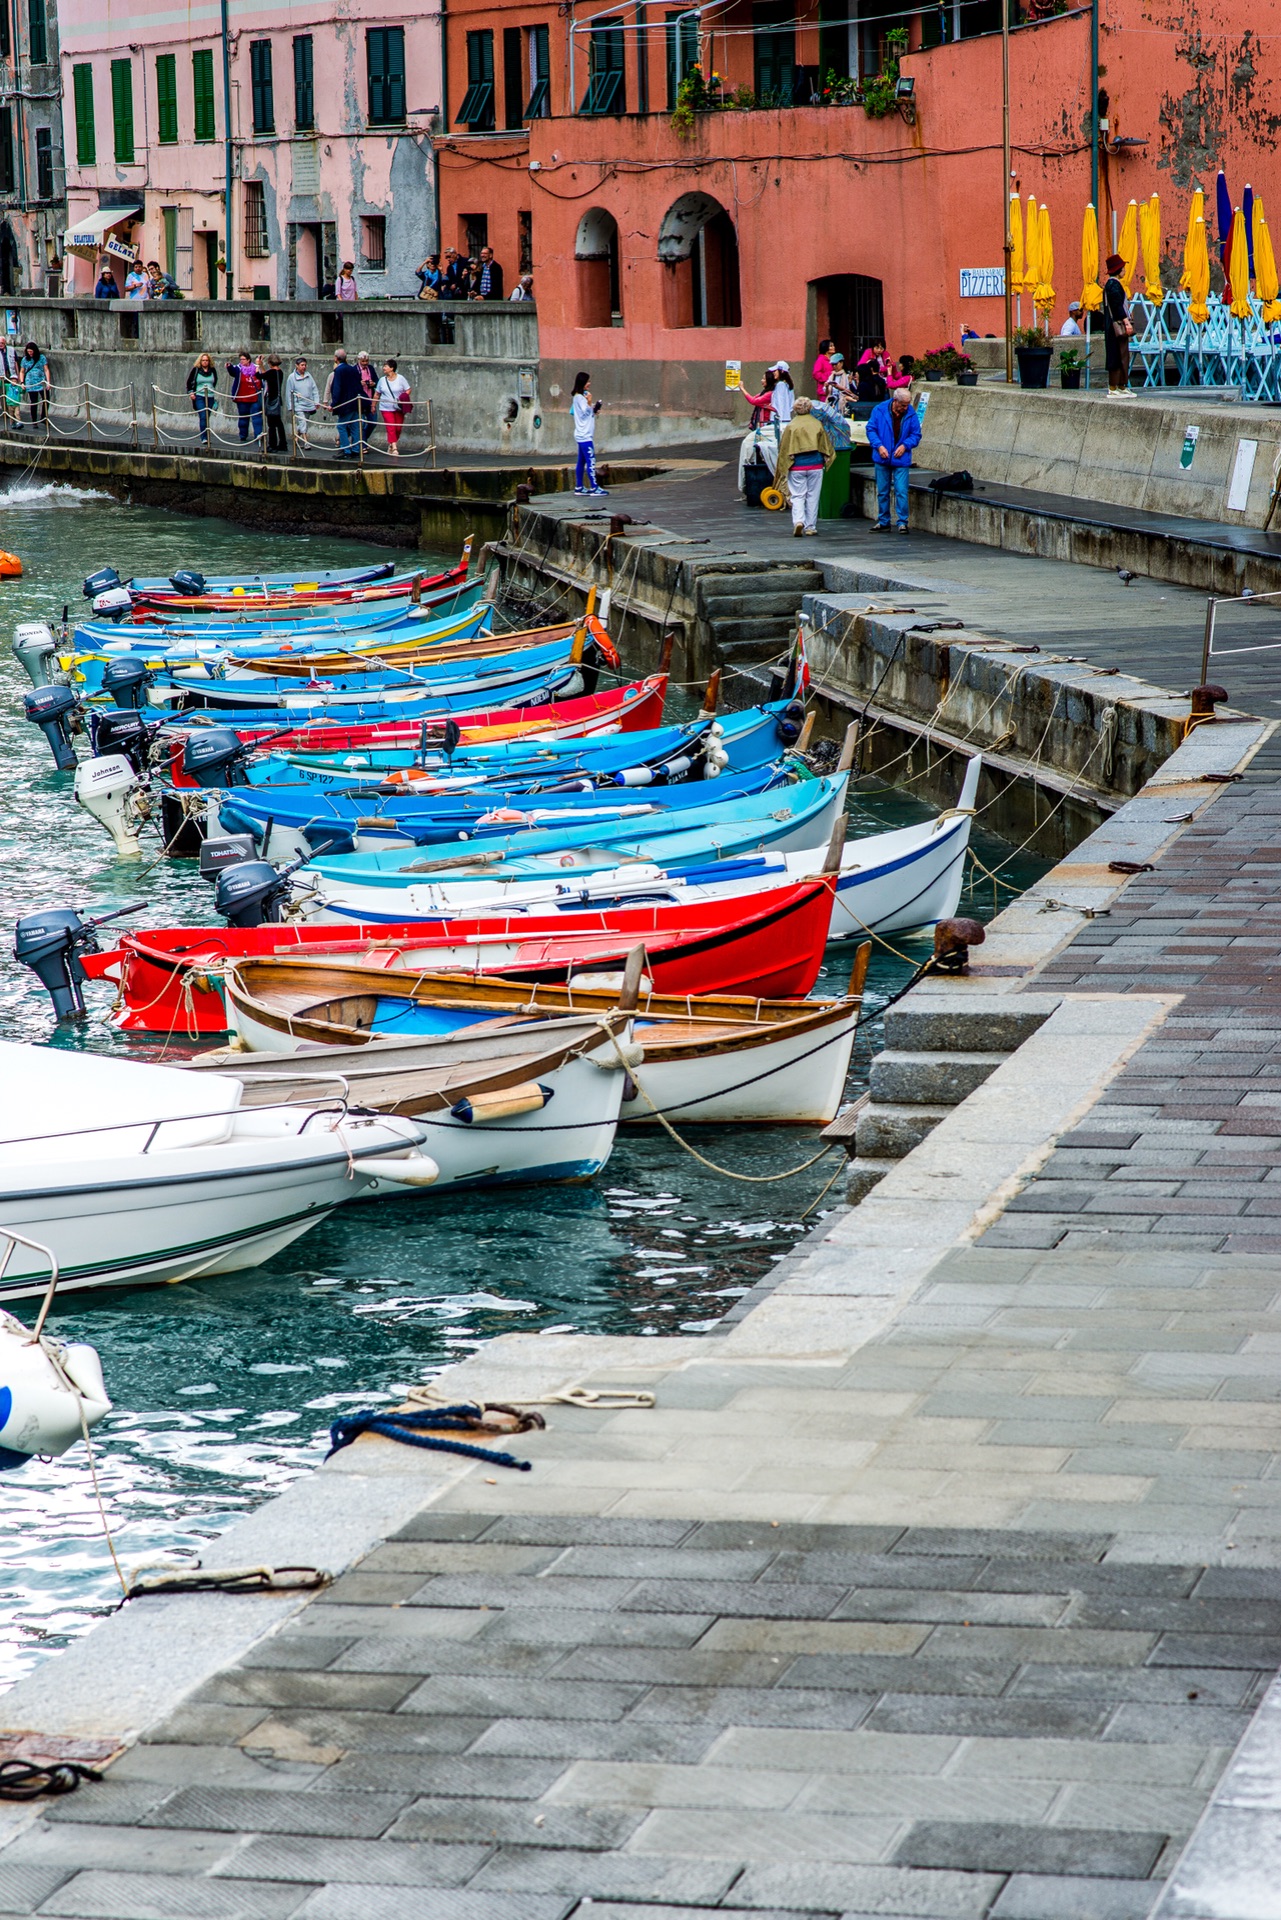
left=220, top=0, right=233, bottom=299
left=436, top=0, right=447, bottom=249
left=1090, top=0, right=1099, bottom=217
left=1001, top=0, right=1012, bottom=382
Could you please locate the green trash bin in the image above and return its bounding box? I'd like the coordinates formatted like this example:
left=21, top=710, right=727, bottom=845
left=819, top=448, right=850, bottom=521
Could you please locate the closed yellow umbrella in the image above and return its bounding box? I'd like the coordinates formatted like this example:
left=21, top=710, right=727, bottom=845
left=1187, top=217, right=1210, bottom=324
left=1117, top=200, right=1139, bottom=292
left=1033, top=203, right=1055, bottom=322
left=1253, top=197, right=1280, bottom=323
left=1009, top=193, right=1024, bottom=294
left=1080, top=202, right=1103, bottom=313
left=1140, top=193, right=1162, bottom=300
left=1180, top=187, right=1204, bottom=290
left=1024, top=194, right=1040, bottom=294
left=1229, top=207, right=1251, bottom=319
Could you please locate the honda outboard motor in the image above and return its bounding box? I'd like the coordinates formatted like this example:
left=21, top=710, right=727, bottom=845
left=101, top=658, right=149, bottom=710
left=91, top=586, right=134, bottom=621
left=73, top=755, right=149, bottom=857
left=13, top=900, right=143, bottom=1022
left=169, top=569, right=206, bottom=596
left=23, top=685, right=80, bottom=771
left=182, top=727, right=250, bottom=789
left=12, top=621, right=59, bottom=689
left=90, top=709, right=155, bottom=777
left=214, top=860, right=292, bottom=928
left=82, top=566, right=123, bottom=600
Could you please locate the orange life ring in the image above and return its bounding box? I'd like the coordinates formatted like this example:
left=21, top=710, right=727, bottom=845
left=0, top=551, right=23, bottom=578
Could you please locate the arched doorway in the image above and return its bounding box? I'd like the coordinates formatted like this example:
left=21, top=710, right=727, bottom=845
left=0, top=223, right=20, bottom=296
left=575, top=206, right=621, bottom=328
left=809, top=273, right=885, bottom=369
left=659, top=193, right=741, bottom=329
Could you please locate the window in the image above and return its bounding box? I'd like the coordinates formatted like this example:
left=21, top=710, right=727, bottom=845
left=193, top=48, right=216, bottom=140
left=27, top=0, right=46, bottom=64
left=636, top=4, right=648, bottom=112
left=156, top=53, right=178, bottom=144
left=111, top=58, right=134, bottom=163
left=366, top=26, right=405, bottom=125
left=580, top=20, right=625, bottom=115
left=243, top=179, right=268, bottom=256
left=665, top=10, right=698, bottom=109
left=520, top=24, right=549, bottom=118
left=34, top=125, right=52, bottom=198
left=458, top=30, right=494, bottom=130
left=72, top=63, right=96, bottom=164
left=360, top=214, right=386, bottom=269
left=518, top=208, right=532, bottom=274
left=0, top=0, right=9, bottom=60
left=0, top=108, right=14, bottom=195
left=293, top=36, right=314, bottom=131
left=161, top=204, right=177, bottom=276
left=503, top=27, right=523, bottom=130
left=250, top=41, right=274, bottom=134
left=753, top=1, right=796, bottom=103
left=463, top=212, right=487, bottom=257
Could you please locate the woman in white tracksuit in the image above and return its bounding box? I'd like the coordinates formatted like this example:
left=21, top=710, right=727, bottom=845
left=571, top=369, right=607, bottom=495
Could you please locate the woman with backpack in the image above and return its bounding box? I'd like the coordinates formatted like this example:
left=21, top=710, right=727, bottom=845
left=374, top=359, right=411, bottom=455
left=225, top=350, right=264, bottom=443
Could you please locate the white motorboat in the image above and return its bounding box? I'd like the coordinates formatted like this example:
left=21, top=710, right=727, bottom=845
left=0, top=1042, right=437, bottom=1303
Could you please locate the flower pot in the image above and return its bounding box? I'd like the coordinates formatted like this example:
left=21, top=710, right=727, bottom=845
left=925, top=369, right=943, bottom=381
left=1015, top=346, right=1052, bottom=390
left=956, top=371, right=978, bottom=386
left=1059, top=369, right=1082, bottom=389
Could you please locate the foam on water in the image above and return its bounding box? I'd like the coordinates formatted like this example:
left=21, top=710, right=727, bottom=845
left=1, top=480, right=113, bottom=507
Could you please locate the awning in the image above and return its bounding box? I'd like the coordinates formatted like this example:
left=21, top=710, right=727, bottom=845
left=63, top=205, right=143, bottom=261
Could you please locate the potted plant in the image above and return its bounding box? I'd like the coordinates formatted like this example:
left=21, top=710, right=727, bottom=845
left=956, top=351, right=977, bottom=386
left=1013, top=324, right=1052, bottom=389
left=921, top=342, right=973, bottom=382
left=1058, top=345, right=1083, bottom=390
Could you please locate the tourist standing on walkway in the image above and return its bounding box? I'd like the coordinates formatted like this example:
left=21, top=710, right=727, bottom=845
left=336, top=262, right=359, bottom=301
left=868, top=387, right=921, bottom=535
left=375, top=359, right=411, bottom=455
left=768, top=362, right=795, bottom=425
left=511, top=273, right=534, bottom=301
left=442, top=249, right=469, bottom=298
left=856, top=343, right=889, bottom=404
left=124, top=262, right=149, bottom=299
left=1060, top=302, right=1084, bottom=337
left=355, top=351, right=378, bottom=444
left=1103, top=254, right=1133, bottom=395
left=325, top=348, right=363, bottom=458
left=285, top=357, right=319, bottom=450
left=473, top=247, right=504, bottom=300
left=813, top=338, right=835, bottom=392
left=742, top=368, right=779, bottom=427
left=416, top=254, right=442, bottom=297
left=0, top=334, right=23, bottom=429
left=225, top=350, right=264, bottom=443
left=21, top=343, right=50, bottom=426
left=776, top=396, right=833, bottom=538
left=185, top=352, right=218, bottom=445
left=94, top=264, right=119, bottom=299
left=262, top=356, right=287, bottom=452
left=571, top=371, right=607, bottom=495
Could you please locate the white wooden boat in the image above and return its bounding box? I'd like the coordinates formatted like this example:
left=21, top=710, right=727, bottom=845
left=0, top=1042, right=437, bottom=1303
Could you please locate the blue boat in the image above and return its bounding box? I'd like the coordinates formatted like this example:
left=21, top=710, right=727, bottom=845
left=139, top=660, right=588, bottom=726
left=127, top=560, right=396, bottom=595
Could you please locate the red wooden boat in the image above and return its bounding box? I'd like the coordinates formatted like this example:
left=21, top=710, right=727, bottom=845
left=163, top=675, right=669, bottom=783
left=80, top=880, right=838, bottom=1037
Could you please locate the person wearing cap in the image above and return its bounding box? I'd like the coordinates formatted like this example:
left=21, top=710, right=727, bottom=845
left=1102, top=254, right=1132, bottom=394
left=827, top=352, right=853, bottom=408
left=767, top=361, right=794, bottom=424
left=1060, top=302, right=1084, bottom=338
left=776, top=396, right=834, bottom=537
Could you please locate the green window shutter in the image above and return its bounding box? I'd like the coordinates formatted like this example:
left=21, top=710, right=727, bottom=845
left=73, top=63, right=96, bottom=165
left=192, top=48, right=215, bottom=142
left=250, top=40, right=274, bottom=134
left=156, top=53, right=178, bottom=144
left=367, top=26, right=405, bottom=124
left=293, top=36, right=314, bottom=131
left=111, top=57, right=134, bottom=163
left=27, top=0, right=47, bottom=65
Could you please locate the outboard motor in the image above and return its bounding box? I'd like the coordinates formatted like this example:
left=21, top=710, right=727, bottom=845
left=12, top=621, right=59, bottom=689
left=169, top=569, right=206, bottom=596
left=90, top=586, right=134, bottom=621
left=182, top=727, right=250, bottom=789
left=101, top=658, right=150, bottom=710
left=73, top=755, right=150, bottom=857
left=23, top=685, right=80, bottom=771
left=82, top=566, right=123, bottom=600
left=214, top=860, right=292, bottom=928
left=775, top=700, right=806, bottom=747
left=13, top=900, right=142, bottom=1022
left=89, top=709, right=156, bottom=777
left=199, top=832, right=257, bottom=880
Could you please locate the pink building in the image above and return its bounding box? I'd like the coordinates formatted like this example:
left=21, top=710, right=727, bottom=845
left=58, top=2, right=443, bottom=299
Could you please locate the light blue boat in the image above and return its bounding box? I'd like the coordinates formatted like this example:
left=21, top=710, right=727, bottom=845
left=138, top=660, right=588, bottom=727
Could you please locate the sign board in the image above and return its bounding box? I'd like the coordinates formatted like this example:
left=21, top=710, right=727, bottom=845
left=1180, top=424, right=1200, bottom=469
left=960, top=268, right=1006, bottom=299
left=1228, top=437, right=1258, bottom=512
left=724, top=360, right=742, bottom=391
left=915, top=389, right=931, bottom=418
left=103, top=236, right=136, bottom=263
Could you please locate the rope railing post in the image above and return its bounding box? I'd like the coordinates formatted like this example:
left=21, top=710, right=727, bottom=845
left=83, top=381, right=92, bottom=442
left=1200, top=596, right=1217, bottom=685
left=150, top=387, right=159, bottom=451
left=129, top=384, right=138, bottom=450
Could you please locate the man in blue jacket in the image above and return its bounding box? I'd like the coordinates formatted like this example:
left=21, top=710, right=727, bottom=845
left=868, top=388, right=922, bottom=534
left=324, top=349, right=364, bottom=458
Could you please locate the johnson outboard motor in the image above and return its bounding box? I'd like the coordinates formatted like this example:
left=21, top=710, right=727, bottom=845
left=182, top=727, right=250, bottom=788
left=214, top=860, right=292, bottom=928
left=101, top=658, right=149, bottom=710
left=169, top=569, right=206, bottom=596
left=23, top=685, right=80, bottom=771
left=82, top=566, right=123, bottom=600
left=13, top=900, right=143, bottom=1022
left=89, top=709, right=158, bottom=778
left=12, top=620, right=59, bottom=688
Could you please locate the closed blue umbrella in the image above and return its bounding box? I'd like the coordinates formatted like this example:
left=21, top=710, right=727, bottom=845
left=1244, top=182, right=1256, bottom=275
left=1217, top=170, right=1235, bottom=298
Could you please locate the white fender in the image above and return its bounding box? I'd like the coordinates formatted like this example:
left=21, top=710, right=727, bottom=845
left=73, top=754, right=146, bottom=857
left=0, top=1314, right=112, bottom=1465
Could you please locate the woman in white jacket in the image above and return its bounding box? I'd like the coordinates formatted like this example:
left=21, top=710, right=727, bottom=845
left=571, top=370, right=607, bottom=495
left=284, top=357, right=320, bottom=452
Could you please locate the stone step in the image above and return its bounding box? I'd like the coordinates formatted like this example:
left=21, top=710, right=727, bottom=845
left=845, top=1156, right=897, bottom=1203
left=855, top=1100, right=953, bottom=1160
left=699, top=589, right=815, bottom=620
left=884, top=997, right=1056, bottom=1055
left=868, top=1048, right=1008, bottom=1108
left=706, top=615, right=800, bottom=647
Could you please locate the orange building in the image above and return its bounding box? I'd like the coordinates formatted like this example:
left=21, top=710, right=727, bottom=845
left=434, top=2, right=1281, bottom=444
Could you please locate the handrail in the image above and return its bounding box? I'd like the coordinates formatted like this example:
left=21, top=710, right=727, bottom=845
left=0, top=1225, right=62, bottom=1339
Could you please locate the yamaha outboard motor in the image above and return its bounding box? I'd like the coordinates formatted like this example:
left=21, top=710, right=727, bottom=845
left=169, top=570, right=206, bottom=596
left=214, top=860, right=292, bottom=928
left=90, top=709, right=155, bottom=777
left=13, top=900, right=143, bottom=1022
left=12, top=621, right=59, bottom=689
left=82, top=566, right=123, bottom=600
left=23, top=685, right=80, bottom=771
left=101, top=658, right=149, bottom=710
left=775, top=700, right=806, bottom=747
left=182, top=727, right=250, bottom=789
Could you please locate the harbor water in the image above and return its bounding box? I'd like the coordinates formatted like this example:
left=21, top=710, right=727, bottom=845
left=0, top=480, right=1047, bottom=1688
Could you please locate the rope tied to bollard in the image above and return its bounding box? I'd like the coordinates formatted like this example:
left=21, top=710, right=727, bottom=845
left=327, top=1402, right=541, bottom=1471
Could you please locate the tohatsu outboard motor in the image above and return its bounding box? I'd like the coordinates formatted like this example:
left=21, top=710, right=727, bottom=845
left=182, top=727, right=251, bottom=789
left=214, top=859, right=293, bottom=928
left=23, top=685, right=80, bottom=771
left=169, top=570, right=206, bottom=596
left=89, top=709, right=158, bottom=778
left=13, top=900, right=143, bottom=1022
left=82, top=566, right=123, bottom=600
left=101, top=658, right=150, bottom=710
left=12, top=621, right=60, bottom=689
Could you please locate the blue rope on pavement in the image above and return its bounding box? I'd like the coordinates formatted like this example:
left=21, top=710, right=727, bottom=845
left=327, top=1404, right=533, bottom=1471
